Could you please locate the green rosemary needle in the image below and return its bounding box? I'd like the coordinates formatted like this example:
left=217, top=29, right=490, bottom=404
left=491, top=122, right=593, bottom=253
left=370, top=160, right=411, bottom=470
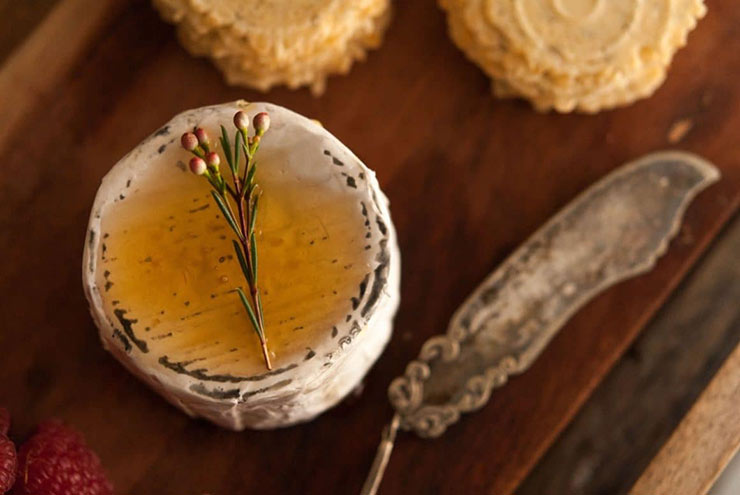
left=180, top=110, right=273, bottom=370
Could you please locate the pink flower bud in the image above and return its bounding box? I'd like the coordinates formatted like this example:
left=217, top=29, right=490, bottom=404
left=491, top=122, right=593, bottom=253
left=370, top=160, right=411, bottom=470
left=194, top=127, right=210, bottom=146
left=233, top=111, right=249, bottom=131
left=206, top=151, right=220, bottom=168
left=181, top=132, right=198, bottom=151
left=189, top=157, right=207, bottom=175
left=253, top=112, right=270, bottom=134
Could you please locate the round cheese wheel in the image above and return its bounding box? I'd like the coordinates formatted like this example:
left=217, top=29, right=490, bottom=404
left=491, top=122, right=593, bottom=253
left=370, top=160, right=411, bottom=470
left=83, top=101, right=400, bottom=429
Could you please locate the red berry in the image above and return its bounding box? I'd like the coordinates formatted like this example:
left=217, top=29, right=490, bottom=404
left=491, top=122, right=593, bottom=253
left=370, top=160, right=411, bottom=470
left=15, top=420, right=113, bottom=495
left=0, top=408, right=9, bottom=436
left=0, top=434, right=16, bottom=494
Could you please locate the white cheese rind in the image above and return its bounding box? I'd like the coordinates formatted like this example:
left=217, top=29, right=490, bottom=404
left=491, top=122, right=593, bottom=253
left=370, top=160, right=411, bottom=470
left=83, top=101, right=400, bottom=430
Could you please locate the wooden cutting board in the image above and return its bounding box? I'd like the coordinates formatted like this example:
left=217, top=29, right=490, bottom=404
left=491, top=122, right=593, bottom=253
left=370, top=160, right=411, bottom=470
left=1, top=0, right=738, bottom=493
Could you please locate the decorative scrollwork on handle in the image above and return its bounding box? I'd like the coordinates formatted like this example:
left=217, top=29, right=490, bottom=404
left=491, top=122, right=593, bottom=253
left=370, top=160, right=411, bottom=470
left=388, top=361, right=429, bottom=414
left=455, top=374, right=492, bottom=413
left=388, top=315, right=523, bottom=436
left=392, top=353, right=521, bottom=437
left=419, top=335, right=459, bottom=361
left=402, top=405, right=460, bottom=439
left=486, top=355, right=518, bottom=386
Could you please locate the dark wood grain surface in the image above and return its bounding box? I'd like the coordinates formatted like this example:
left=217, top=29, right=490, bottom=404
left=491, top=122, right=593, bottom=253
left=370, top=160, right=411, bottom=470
left=1, top=1, right=738, bottom=494
left=0, top=0, right=57, bottom=62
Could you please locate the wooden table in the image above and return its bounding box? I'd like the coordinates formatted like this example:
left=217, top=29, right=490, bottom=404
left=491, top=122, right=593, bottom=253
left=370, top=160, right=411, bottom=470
left=1, top=1, right=738, bottom=494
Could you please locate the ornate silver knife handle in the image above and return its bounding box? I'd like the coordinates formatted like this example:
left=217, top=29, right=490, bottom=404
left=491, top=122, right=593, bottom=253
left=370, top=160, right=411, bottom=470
left=361, top=151, right=719, bottom=495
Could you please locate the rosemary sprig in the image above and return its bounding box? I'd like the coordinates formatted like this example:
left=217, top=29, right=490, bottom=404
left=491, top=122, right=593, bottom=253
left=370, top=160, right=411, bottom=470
left=180, top=110, right=273, bottom=370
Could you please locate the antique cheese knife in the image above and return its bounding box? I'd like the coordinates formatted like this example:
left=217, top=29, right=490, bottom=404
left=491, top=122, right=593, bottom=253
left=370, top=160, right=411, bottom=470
left=360, top=151, right=720, bottom=494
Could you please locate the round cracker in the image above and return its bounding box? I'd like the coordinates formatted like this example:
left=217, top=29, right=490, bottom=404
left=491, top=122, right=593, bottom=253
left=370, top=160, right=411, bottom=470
left=482, top=0, right=705, bottom=78
left=151, top=0, right=391, bottom=94
left=440, top=0, right=706, bottom=112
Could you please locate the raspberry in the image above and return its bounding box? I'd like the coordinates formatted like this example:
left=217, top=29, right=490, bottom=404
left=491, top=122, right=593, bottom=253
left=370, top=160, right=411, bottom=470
left=15, top=420, right=113, bottom=495
left=0, top=434, right=16, bottom=494
left=0, top=408, right=9, bottom=436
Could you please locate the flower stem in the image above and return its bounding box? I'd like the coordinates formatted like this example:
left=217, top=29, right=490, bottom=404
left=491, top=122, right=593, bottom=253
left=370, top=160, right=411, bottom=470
left=233, top=180, right=271, bottom=370
left=181, top=113, right=273, bottom=370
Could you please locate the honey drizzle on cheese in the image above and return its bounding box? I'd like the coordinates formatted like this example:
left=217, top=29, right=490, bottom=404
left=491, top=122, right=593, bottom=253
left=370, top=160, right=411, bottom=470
left=97, top=163, right=371, bottom=376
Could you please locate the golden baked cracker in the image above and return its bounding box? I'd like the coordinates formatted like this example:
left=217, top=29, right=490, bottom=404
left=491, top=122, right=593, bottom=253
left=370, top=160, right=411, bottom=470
left=449, top=0, right=705, bottom=86
left=481, top=0, right=705, bottom=78
left=176, top=0, right=386, bottom=63
left=446, top=6, right=665, bottom=112
left=175, top=2, right=390, bottom=94
left=216, top=6, right=391, bottom=95
left=441, top=0, right=706, bottom=112
left=186, top=0, right=349, bottom=32
left=496, top=62, right=669, bottom=113
left=151, top=0, right=391, bottom=93
left=182, top=2, right=386, bottom=73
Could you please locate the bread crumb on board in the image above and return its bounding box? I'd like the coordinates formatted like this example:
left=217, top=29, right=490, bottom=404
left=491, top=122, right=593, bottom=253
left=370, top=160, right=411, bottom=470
left=667, top=118, right=694, bottom=144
